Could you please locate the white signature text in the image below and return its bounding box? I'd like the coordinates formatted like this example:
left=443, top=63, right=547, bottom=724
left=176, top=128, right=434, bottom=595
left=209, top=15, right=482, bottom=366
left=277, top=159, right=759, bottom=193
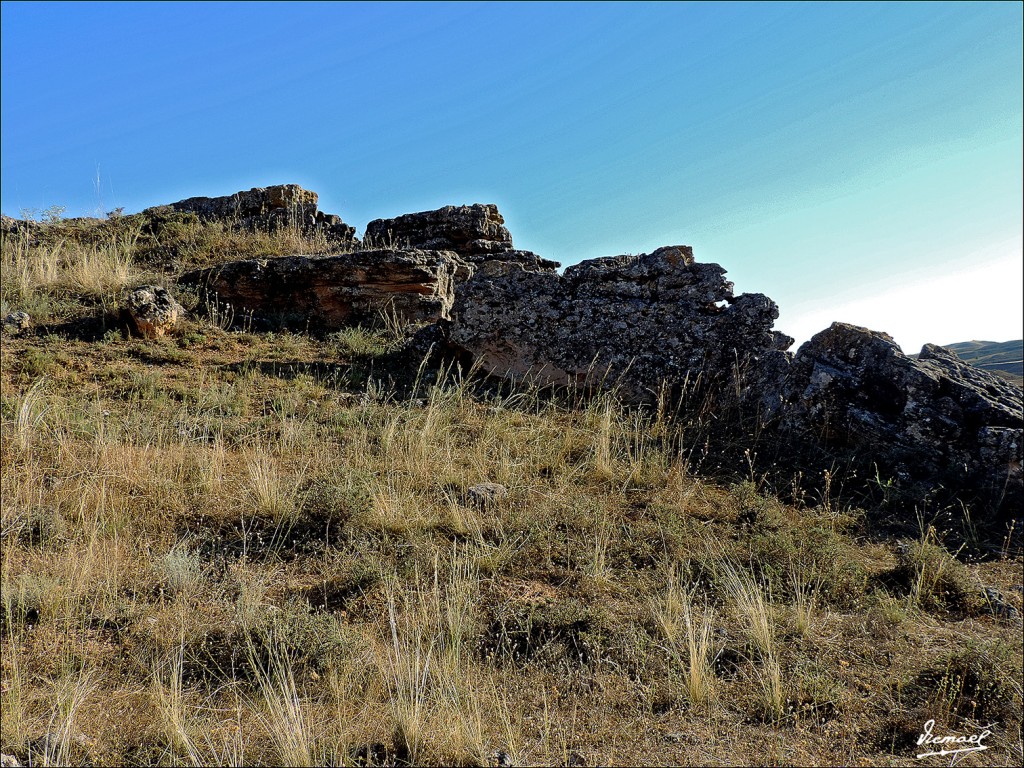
left=916, top=719, right=991, bottom=760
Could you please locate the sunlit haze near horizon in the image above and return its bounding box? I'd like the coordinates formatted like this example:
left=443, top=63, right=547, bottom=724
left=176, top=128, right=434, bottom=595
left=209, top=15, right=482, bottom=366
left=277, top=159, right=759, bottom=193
left=2, top=1, right=1021, bottom=352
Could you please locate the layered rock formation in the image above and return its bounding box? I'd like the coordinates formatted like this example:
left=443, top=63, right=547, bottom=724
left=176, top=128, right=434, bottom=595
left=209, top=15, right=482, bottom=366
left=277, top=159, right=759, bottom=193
left=448, top=245, right=792, bottom=407
left=180, top=249, right=465, bottom=330
left=145, top=184, right=356, bottom=243
left=365, top=204, right=558, bottom=271
left=178, top=201, right=566, bottom=332
left=781, top=323, right=1023, bottom=514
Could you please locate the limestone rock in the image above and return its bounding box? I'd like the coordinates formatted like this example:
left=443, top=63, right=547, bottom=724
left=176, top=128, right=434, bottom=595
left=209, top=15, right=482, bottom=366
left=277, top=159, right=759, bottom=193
left=365, top=204, right=558, bottom=269
left=466, top=482, right=509, bottom=510
left=780, top=323, right=1023, bottom=516
left=982, top=587, right=1022, bottom=624
left=2, top=311, right=31, bottom=335
left=1, top=214, right=23, bottom=236
left=180, top=249, right=466, bottom=331
left=124, top=285, right=183, bottom=338
left=483, top=249, right=560, bottom=273
left=1, top=214, right=40, bottom=245
left=145, top=184, right=356, bottom=243
left=448, top=245, right=790, bottom=407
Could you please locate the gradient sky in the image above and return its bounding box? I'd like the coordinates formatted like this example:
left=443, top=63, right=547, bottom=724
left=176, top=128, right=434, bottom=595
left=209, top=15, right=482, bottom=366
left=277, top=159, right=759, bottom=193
left=2, top=1, right=1021, bottom=351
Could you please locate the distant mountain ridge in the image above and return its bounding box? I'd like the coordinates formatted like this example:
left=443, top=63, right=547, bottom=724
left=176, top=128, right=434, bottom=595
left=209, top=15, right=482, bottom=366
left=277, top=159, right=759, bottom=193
left=936, top=339, right=1023, bottom=382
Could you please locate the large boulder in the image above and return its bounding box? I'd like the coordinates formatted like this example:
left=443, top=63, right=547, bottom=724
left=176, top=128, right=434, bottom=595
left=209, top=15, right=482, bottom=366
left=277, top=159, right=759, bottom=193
left=180, top=249, right=467, bottom=330
left=364, top=204, right=559, bottom=270
left=780, top=323, right=1023, bottom=516
left=145, top=184, right=356, bottom=244
left=448, top=245, right=791, bottom=406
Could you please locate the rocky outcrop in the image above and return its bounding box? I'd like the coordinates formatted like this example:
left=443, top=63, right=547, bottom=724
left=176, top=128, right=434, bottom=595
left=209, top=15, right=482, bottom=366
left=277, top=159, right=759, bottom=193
left=780, top=323, right=1023, bottom=515
left=180, top=249, right=466, bottom=330
left=448, top=245, right=792, bottom=407
left=123, top=285, right=184, bottom=338
left=364, top=204, right=559, bottom=270
left=446, top=246, right=1021, bottom=518
left=145, top=184, right=356, bottom=244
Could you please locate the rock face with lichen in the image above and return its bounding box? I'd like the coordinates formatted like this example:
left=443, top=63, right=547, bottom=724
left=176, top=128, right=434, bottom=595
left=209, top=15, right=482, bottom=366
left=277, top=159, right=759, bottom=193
left=180, top=249, right=467, bottom=330
left=448, top=245, right=793, bottom=407
left=780, top=323, right=1023, bottom=516
left=145, top=184, right=356, bottom=244
left=365, top=204, right=559, bottom=271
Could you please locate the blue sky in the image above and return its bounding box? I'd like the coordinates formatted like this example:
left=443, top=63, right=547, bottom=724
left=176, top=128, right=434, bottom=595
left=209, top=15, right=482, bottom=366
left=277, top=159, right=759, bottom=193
left=2, top=1, right=1021, bottom=350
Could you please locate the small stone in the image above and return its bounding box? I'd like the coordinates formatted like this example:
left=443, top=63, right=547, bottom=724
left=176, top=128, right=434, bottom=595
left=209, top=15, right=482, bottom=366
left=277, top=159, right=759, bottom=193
left=2, top=311, right=30, bottom=334
left=124, top=285, right=183, bottom=338
left=1, top=753, right=22, bottom=768
left=466, top=482, right=509, bottom=510
left=983, top=587, right=1022, bottom=624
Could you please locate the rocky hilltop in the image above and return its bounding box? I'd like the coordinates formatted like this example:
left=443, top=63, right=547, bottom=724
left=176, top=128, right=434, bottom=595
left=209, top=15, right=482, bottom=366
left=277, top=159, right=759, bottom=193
left=144, top=183, right=357, bottom=244
left=4, top=184, right=1021, bottom=521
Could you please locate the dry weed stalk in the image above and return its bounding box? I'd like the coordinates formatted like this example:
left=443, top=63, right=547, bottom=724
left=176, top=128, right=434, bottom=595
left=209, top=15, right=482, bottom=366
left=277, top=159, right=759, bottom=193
left=720, top=562, right=787, bottom=719
left=790, top=562, right=822, bottom=638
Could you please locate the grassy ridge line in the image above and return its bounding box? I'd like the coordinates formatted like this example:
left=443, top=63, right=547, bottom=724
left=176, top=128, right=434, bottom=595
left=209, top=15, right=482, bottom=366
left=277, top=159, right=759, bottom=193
left=0, top=215, right=1021, bottom=766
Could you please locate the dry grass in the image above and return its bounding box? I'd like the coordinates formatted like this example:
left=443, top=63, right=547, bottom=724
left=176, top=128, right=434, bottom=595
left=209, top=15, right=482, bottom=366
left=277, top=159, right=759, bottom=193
left=655, top=564, right=717, bottom=706
left=720, top=561, right=777, bottom=661
left=152, top=642, right=203, bottom=766
left=248, top=634, right=318, bottom=767
left=790, top=567, right=822, bottom=639
left=1, top=228, right=142, bottom=323
left=0, top=219, right=1021, bottom=766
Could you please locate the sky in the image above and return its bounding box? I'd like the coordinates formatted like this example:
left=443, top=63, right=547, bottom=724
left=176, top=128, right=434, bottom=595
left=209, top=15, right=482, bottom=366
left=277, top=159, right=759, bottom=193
left=2, top=1, right=1021, bottom=352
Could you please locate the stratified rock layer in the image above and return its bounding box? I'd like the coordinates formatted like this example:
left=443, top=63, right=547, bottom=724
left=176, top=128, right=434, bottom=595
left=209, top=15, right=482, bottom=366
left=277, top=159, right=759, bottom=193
left=145, top=184, right=356, bottom=243
left=781, top=323, right=1023, bottom=515
left=180, top=249, right=465, bottom=330
left=448, top=245, right=792, bottom=406
left=365, top=204, right=511, bottom=257
left=364, top=204, right=559, bottom=270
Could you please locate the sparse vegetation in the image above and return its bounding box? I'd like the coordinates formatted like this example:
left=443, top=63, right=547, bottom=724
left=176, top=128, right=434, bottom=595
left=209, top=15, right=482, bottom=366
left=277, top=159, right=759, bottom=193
left=1, top=213, right=1021, bottom=766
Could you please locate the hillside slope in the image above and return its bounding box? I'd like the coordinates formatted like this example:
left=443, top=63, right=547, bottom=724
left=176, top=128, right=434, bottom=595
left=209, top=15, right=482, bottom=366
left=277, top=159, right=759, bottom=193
left=1, top=203, right=1021, bottom=768
left=941, top=339, right=1023, bottom=380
